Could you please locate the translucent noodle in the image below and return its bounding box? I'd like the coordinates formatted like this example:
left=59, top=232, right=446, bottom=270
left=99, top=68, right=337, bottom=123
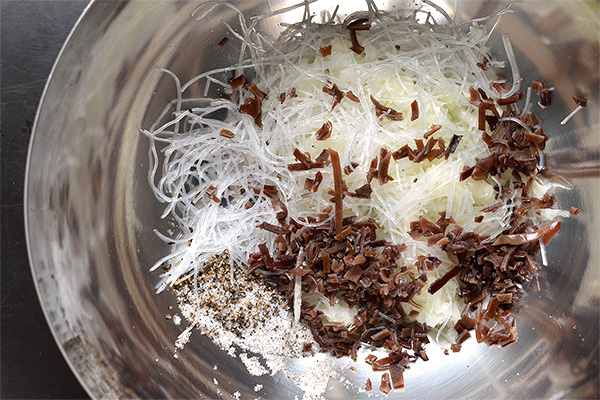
left=144, top=0, right=560, bottom=335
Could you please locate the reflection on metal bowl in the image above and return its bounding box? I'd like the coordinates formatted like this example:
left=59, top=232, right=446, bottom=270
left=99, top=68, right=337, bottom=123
left=26, top=1, right=598, bottom=398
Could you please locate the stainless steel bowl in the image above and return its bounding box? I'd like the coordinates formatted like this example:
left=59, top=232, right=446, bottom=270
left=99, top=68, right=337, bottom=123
left=26, top=1, right=599, bottom=398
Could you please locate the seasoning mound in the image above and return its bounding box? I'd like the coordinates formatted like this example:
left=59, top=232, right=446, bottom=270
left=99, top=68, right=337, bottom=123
left=172, top=251, right=318, bottom=374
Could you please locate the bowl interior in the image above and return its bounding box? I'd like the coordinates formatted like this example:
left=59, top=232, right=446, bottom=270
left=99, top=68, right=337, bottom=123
left=26, top=0, right=599, bottom=398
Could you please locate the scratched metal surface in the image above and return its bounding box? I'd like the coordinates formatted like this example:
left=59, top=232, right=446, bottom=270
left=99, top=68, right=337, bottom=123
left=0, top=1, right=89, bottom=398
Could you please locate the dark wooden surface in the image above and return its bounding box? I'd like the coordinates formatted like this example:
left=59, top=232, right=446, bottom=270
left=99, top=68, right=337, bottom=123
left=1, top=1, right=90, bottom=398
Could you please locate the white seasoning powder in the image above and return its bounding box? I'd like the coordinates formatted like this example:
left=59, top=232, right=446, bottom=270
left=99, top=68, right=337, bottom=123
left=172, top=252, right=330, bottom=398
left=240, top=353, right=269, bottom=376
